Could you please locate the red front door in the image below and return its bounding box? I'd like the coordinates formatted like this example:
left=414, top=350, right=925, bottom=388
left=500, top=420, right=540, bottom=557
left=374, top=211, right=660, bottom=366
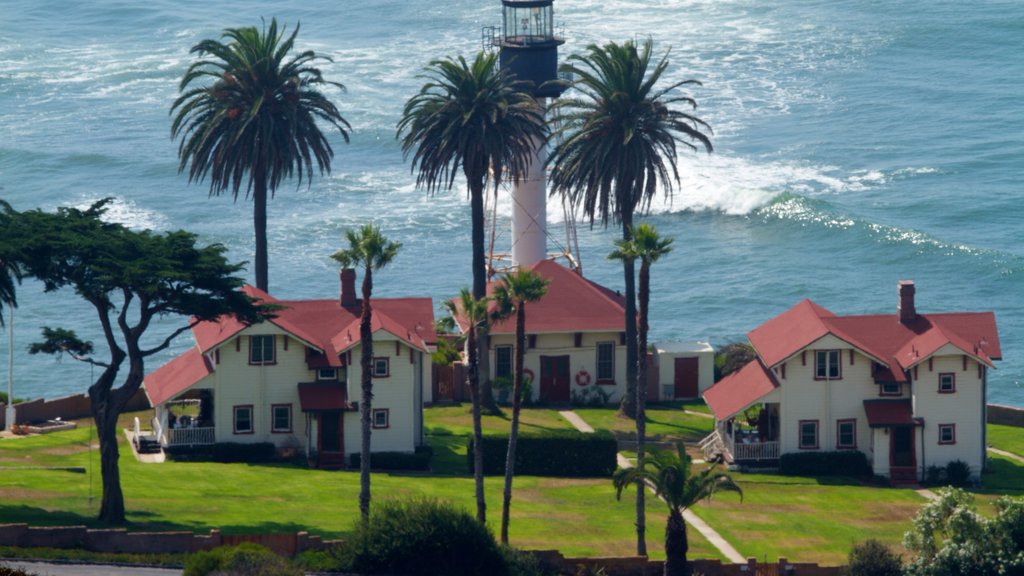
left=318, top=411, right=344, bottom=469
left=540, top=355, right=571, bottom=403
left=890, top=426, right=916, bottom=482
left=674, top=357, right=700, bottom=398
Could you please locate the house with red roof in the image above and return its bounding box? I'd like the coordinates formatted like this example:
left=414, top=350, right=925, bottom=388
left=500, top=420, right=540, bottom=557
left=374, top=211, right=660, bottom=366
left=702, top=281, right=1000, bottom=482
left=143, top=269, right=436, bottom=468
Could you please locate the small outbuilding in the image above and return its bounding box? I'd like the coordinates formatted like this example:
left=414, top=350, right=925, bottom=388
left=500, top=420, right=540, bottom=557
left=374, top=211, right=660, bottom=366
left=652, top=341, right=715, bottom=401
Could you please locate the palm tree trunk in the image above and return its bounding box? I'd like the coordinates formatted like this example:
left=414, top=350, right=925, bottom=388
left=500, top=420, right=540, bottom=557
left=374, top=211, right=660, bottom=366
left=253, top=168, right=269, bottom=293
left=465, top=326, right=487, bottom=524
left=664, top=510, right=689, bottom=576
left=500, top=302, right=527, bottom=544
left=358, top=267, right=374, bottom=520
left=468, top=174, right=499, bottom=415
left=618, top=212, right=638, bottom=420
left=636, top=260, right=651, bottom=556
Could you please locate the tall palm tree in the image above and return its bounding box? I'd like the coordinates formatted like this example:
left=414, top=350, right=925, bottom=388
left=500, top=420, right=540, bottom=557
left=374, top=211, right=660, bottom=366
left=0, top=201, right=20, bottom=325
left=609, top=223, right=674, bottom=556
left=613, top=444, right=742, bottom=576
left=172, top=18, right=351, bottom=293
left=398, top=51, right=546, bottom=413
left=331, top=223, right=402, bottom=520
left=444, top=289, right=491, bottom=523
left=491, top=269, right=549, bottom=544
left=549, top=39, right=712, bottom=421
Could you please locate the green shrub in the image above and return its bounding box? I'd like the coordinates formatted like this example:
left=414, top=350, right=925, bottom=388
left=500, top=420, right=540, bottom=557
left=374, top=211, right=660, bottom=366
left=337, top=498, right=508, bottom=576
left=183, top=543, right=301, bottom=576
left=166, top=442, right=276, bottom=463
left=0, top=566, right=37, bottom=576
left=468, top=430, right=618, bottom=477
left=944, top=460, right=972, bottom=487
left=846, top=539, right=902, bottom=576
left=925, top=465, right=944, bottom=485
left=349, top=445, right=433, bottom=471
left=500, top=545, right=545, bottom=576
left=779, top=451, right=871, bottom=477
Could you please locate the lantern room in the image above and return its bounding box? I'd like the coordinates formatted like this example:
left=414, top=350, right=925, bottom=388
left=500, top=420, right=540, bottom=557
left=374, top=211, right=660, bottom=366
left=497, top=0, right=565, bottom=98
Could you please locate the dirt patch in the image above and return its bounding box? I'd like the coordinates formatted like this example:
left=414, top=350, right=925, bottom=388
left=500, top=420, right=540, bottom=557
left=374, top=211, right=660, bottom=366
left=41, top=444, right=90, bottom=456
left=0, top=487, right=62, bottom=500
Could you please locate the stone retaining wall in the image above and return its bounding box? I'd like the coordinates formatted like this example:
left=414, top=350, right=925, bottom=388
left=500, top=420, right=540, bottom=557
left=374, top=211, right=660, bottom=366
left=0, top=525, right=332, bottom=557
left=989, top=404, right=1024, bottom=427
left=0, top=389, right=150, bottom=429
left=533, top=551, right=843, bottom=576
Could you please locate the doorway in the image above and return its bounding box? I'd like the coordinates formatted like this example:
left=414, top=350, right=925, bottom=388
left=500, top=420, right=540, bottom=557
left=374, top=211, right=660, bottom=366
left=539, top=355, right=570, bottom=402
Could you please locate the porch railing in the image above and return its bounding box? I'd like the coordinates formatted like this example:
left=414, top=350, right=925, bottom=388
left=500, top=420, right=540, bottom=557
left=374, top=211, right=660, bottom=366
left=730, top=439, right=780, bottom=461
left=164, top=426, right=215, bottom=447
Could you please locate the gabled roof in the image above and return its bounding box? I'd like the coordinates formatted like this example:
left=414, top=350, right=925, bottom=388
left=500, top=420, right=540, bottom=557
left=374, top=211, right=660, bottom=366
left=703, top=359, right=779, bottom=420
left=454, top=260, right=627, bottom=335
left=748, top=299, right=1000, bottom=374
left=143, top=347, right=213, bottom=406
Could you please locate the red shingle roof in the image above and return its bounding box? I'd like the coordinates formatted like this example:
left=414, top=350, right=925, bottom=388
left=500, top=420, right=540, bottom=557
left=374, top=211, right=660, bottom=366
left=143, top=347, right=212, bottom=406
left=703, top=359, right=779, bottom=420
left=454, top=260, right=627, bottom=335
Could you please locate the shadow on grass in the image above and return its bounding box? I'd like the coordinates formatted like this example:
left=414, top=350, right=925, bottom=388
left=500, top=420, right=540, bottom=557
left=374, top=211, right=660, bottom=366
left=977, top=456, right=1024, bottom=495
left=426, top=434, right=469, bottom=476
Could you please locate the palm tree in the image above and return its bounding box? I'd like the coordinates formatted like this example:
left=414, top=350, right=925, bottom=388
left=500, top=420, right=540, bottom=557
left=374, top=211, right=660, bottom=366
left=331, top=223, right=401, bottom=520
left=491, top=269, right=549, bottom=544
left=398, top=51, right=546, bottom=413
left=444, top=289, right=491, bottom=523
left=609, top=223, right=674, bottom=556
left=548, top=39, right=712, bottom=421
left=0, top=201, right=20, bottom=325
left=172, top=18, right=351, bottom=293
left=613, top=444, right=742, bottom=576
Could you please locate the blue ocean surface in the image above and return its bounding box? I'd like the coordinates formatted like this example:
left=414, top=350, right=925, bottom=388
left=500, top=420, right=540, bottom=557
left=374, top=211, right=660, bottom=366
left=1, top=0, right=1022, bottom=406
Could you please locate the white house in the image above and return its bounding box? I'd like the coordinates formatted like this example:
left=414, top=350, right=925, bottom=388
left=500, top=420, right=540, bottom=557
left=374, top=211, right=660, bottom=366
left=143, top=270, right=436, bottom=468
left=701, top=281, right=1001, bottom=482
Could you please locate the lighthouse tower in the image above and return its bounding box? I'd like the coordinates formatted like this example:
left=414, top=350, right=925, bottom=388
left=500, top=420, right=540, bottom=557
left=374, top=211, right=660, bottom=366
left=496, top=0, right=565, bottom=268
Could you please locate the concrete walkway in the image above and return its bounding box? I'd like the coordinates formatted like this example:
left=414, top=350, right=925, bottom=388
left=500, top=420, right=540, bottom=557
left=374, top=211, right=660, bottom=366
left=559, top=410, right=594, bottom=433
left=916, top=488, right=939, bottom=501
left=616, top=453, right=745, bottom=563
left=989, top=446, right=1024, bottom=464
left=685, top=410, right=715, bottom=419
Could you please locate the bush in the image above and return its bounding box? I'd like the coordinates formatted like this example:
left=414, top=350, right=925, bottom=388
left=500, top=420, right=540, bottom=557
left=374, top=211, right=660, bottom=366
left=925, top=465, right=944, bottom=485
left=183, top=543, right=302, bottom=576
left=0, top=566, right=37, bottom=576
left=779, top=451, right=871, bottom=477
left=468, top=430, right=618, bottom=477
left=570, top=386, right=610, bottom=407
left=846, top=539, right=902, bottom=576
left=349, top=445, right=433, bottom=471
left=337, top=498, right=508, bottom=576
left=944, top=460, right=971, bottom=487
left=166, top=442, right=276, bottom=463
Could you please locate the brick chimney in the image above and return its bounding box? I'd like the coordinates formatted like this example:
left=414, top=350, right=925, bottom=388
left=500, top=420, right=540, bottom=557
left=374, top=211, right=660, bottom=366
left=340, top=269, right=357, bottom=308
left=898, top=280, right=916, bottom=323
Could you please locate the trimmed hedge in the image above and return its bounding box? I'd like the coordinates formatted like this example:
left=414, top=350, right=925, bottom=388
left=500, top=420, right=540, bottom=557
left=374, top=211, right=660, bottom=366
left=467, top=430, right=617, bottom=477
left=165, top=442, right=276, bottom=463
left=779, top=450, right=872, bottom=477
left=349, top=446, right=434, bottom=471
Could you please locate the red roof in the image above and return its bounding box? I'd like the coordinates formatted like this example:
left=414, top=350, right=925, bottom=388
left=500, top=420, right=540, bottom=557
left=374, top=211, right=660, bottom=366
left=863, top=399, right=917, bottom=428
left=748, top=299, right=1000, bottom=376
left=143, top=347, right=213, bottom=406
left=455, top=260, right=627, bottom=335
left=145, top=282, right=437, bottom=406
left=703, top=359, right=779, bottom=420
left=297, top=382, right=349, bottom=412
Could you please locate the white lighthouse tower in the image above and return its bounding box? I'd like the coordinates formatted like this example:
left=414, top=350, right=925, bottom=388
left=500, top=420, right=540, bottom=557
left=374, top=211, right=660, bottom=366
left=495, top=0, right=566, bottom=267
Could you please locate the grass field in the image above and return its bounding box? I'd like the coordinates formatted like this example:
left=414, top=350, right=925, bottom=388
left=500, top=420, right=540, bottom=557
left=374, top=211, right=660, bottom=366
left=988, top=423, right=1024, bottom=457
left=573, top=402, right=714, bottom=443
left=0, top=413, right=723, bottom=560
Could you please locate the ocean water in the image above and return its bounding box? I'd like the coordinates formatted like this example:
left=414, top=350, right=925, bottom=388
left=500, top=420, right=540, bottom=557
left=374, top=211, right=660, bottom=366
left=1, top=0, right=1022, bottom=406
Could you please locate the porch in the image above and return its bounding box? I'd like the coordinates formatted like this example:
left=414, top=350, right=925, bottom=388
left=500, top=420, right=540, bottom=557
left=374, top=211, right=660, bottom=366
left=701, top=403, right=781, bottom=464
left=158, top=394, right=216, bottom=448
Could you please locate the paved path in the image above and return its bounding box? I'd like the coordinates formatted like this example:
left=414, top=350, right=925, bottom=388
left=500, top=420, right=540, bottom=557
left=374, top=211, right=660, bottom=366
left=916, top=488, right=939, bottom=501
left=684, top=410, right=715, bottom=419
left=1, top=561, right=182, bottom=576
left=989, top=447, right=1024, bottom=464
left=559, top=410, right=594, bottom=433
left=615, top=454, right=745, bottom=563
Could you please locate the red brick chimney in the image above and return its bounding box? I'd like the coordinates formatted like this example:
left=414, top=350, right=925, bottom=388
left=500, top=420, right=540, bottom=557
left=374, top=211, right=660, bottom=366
left=340, top=269, right=357, bottom=308
left=898, top=280, right=916, bottom=323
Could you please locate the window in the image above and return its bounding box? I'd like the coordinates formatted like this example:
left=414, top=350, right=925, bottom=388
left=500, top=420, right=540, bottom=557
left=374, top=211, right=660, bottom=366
left=938, top=424, right=956, bottom=445
left=799, top=420, right=819, bottom=449
left=372, top=408, right=390, bottom=429
left=249, top=335, right=275, bottom=365
left=496, top=345, right=513, bottom=380
left=271, top=404, right=292, bottom=433
left=880, top=381, right=901, bottom=396
left=938, top=373, right=956, bottom=394
left=815, top=350, right=841, bottom=379
left=233, top=405, right=253, bottom=434
left=596, top=342, right=615, bottom=382
left=372, top=357, right=390, bottom=378
left=836, top=419, right=857, bottom=449
left=317, top=368, right=337, bottom=381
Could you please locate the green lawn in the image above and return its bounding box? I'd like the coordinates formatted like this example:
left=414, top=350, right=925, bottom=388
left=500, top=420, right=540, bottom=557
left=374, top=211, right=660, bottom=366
left=988, top=423, right=1024, bottom=457
left=573, top=403, right=714, bottom=443
left=0, top=415, right=727, bottom=560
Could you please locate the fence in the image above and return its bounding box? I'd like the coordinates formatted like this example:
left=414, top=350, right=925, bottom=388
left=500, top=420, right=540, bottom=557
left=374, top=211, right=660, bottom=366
left=531, top=551, right=843, bottom=576
left=431, top=362, right=468, bottom=403
left=989, top=404, right=1024, bottom=427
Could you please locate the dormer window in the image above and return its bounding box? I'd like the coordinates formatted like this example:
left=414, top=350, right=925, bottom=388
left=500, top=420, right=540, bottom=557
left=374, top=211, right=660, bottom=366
left=317, top=368, right=337, bottom=381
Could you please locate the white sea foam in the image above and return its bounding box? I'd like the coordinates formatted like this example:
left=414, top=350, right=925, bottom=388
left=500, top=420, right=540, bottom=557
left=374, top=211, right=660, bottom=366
left=72, top=196, right=169, bottom=231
